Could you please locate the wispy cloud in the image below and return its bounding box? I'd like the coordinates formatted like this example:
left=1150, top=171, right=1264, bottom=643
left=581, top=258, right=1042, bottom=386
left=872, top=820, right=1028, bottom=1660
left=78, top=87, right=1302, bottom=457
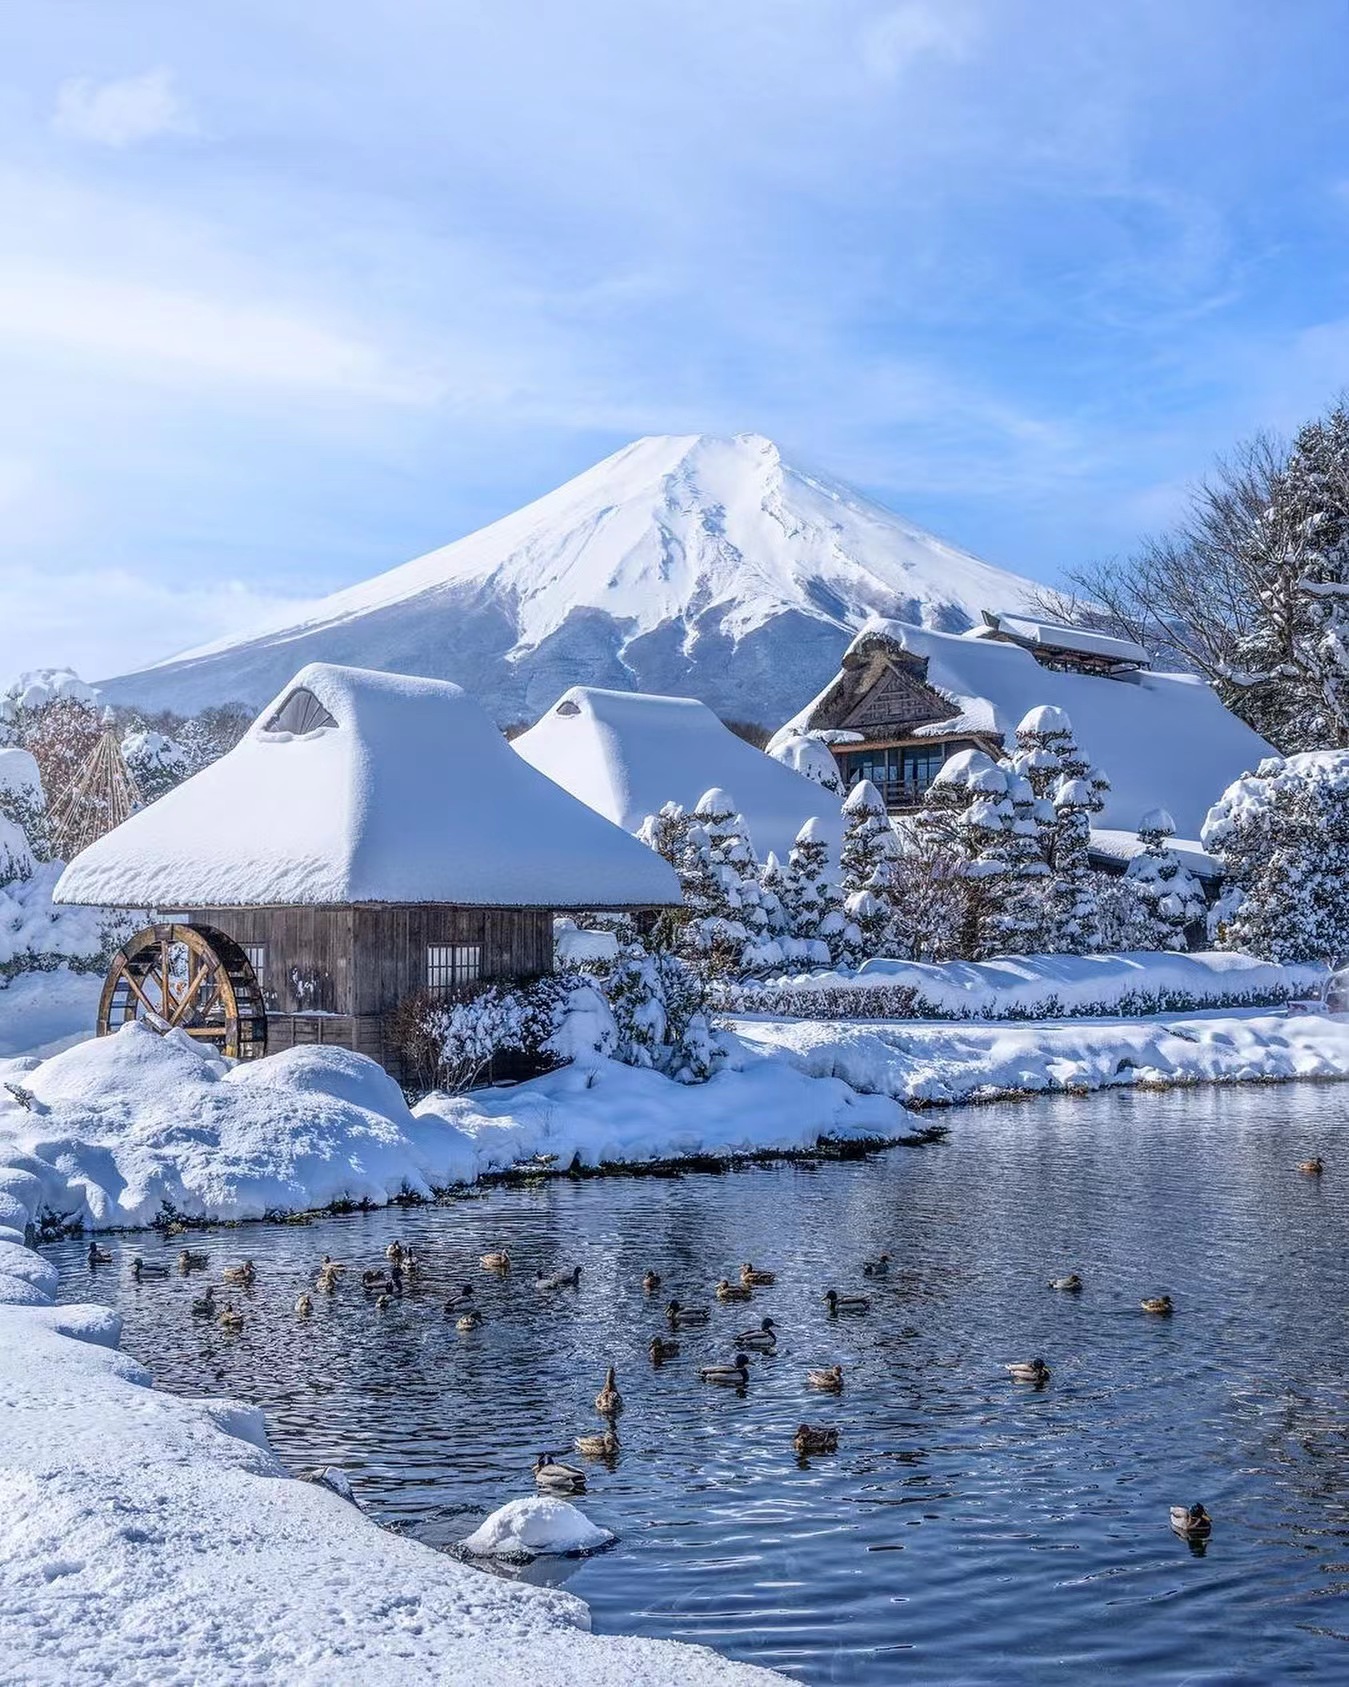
left=52, top=67, right=194, bottom=149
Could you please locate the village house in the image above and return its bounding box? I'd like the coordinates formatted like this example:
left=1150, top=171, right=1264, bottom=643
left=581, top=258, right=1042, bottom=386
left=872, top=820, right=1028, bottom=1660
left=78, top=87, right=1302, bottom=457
left=768, top=612, right=1276, bottom=872
left=52, top=663, right=680, bottom=1075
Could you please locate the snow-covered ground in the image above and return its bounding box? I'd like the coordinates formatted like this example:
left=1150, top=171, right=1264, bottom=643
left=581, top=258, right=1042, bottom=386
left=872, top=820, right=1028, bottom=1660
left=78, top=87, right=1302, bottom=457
left=0, top=1201, right=778, bottom=1683
left=0, top=967, right=101, bottom=1060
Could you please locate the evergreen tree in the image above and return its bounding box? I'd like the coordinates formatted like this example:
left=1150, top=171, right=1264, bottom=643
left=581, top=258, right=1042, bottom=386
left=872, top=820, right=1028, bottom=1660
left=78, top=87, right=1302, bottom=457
left=1124, top=808, right=1206, bottom=950
left=911, top=750, right=1021, bottom=959
left=838, top=779, right=901, bottom=958
left=121, top=726, right=190, bottom=803
left=779, top=817, right=851, bottom=967
left=1010, top=706, right=1108, bottom=953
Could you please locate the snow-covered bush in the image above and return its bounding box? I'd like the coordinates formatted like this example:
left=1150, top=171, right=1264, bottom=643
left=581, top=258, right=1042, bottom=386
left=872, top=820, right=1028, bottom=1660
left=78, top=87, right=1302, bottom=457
left=0, top=747, right=48, bottom=859
left=1202, top=751, right=1349, bottom=962
left=910, top=750, right=1025, bottom=960
left=578, top=943, right=715, bottom=1083
left=766, top=729, right=845, bottom=796
left=1124, top=809, right=1206, bottom=950
left=391, top=975, right=578, bottom=1093
left=121, top=727, right=189, bottom=803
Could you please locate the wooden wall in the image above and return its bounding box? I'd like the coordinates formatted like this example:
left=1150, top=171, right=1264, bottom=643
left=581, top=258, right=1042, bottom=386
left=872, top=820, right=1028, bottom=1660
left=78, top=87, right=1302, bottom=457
left=350, top=905, right=553, bottom=1015
left=185, top=905, right=354, bottom=1015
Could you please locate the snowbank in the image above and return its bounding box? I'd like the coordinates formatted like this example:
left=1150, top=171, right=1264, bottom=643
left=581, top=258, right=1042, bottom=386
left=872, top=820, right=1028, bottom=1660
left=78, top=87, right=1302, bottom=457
left=0, top=1173, right=777, bottom=1682
left=735, top=1011, right=1349, bottom=1108
left=463, top=1496, right=614, bottom=1559
left=0, top=1022, right=902, bottom=1230
left=0, top=967, right=102, bottom=1059
left=724, top=949, right=1319, bottom=1022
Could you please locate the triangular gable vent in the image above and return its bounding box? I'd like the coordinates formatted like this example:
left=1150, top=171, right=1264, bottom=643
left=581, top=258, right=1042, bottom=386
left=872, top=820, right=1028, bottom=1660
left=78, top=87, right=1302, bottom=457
left=263, top=687, right=338, bottom=737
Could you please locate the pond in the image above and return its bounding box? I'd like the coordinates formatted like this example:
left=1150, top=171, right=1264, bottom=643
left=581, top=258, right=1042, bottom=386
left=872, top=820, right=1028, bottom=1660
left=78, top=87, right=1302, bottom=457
left=49, top=1081, right=1349, bottom=1685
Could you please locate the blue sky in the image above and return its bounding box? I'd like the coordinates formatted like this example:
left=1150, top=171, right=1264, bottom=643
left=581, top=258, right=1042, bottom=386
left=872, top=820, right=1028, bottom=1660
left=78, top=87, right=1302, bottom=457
left=2, top=0, right=1349, bottom=681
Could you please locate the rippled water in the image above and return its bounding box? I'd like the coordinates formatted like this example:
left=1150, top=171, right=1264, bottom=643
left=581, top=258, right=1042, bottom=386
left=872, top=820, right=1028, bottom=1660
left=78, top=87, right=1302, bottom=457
left=49, top=1081, right=1349, bottom=1684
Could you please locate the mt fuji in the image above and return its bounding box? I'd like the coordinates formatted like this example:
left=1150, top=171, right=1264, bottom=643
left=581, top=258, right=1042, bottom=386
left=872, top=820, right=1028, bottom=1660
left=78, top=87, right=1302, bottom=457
left=100, top=433, right=1041, bottom=728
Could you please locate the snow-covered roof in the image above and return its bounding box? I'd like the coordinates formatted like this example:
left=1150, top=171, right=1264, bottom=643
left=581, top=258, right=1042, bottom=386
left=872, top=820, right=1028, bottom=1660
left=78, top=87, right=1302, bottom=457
left=512, top=686, right=841, bottom=857
left=1088, top=828, right=1221, bottom=882
left=54, top=664, right=681, bottom=910
left=984, top=613, right=1150, bottom=667
left=776, top=617, right=1275, bottom=839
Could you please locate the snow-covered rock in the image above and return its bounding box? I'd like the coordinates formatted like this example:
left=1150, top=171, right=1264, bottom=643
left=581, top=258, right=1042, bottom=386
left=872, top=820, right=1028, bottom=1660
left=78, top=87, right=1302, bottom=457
left=97, top=433, right=1039, bottom=727
left=462, top=1496, right=614, bottom=1559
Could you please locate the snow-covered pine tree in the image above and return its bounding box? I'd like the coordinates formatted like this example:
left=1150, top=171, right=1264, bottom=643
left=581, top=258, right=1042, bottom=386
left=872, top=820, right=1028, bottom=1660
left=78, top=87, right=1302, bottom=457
left=838, top=779, right=901, bottom=959
left=911, top=749, right=1020, bottom=959
left=1201, top=751, right=1349, bottom=963
left=1009, top=706, right=1107, bottom=953
left=1124, top=808, right=1205, bottom=950
left=778, top=817, right=851, bottom=967
left=121, top=726, right=190, bottom=803
left=765, top=729, right=845, bottom=796
left=691, top=787, right=785, bottom=974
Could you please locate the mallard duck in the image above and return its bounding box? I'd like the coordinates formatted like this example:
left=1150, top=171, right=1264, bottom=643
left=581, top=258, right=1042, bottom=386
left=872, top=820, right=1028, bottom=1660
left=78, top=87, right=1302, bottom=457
left=823, top=1289, right=870, bottom=1315
left=385, top=1240, right=404, bottom=1263
left=740, top=1263, right=776, bottom=1286
left=736, top=1317, right=778, bottom=1350
left=1141, top=1295, right=1174, bottom=1316
left=807, top=1364, right=843, bottom=1392
left=649, top=1336, right=680, bottom=1363
left=595, top=1365, right=623, bottom=1415
left=190, top=1286, right=216, bottom=1316
left=480, top=1248, right=511, bottom=1271
left=315, top=1266, right=339, bottom=1292
left=716, top=1278, right=752, bottom=1302
left=402, top=1250, right=421, bottom=1278
left=699, top=1352, right=751, bottom=1386
left=1298, top=1156, right=1325, bottom=1176
left=1048, top=1273, right=1083, bottom=1292
left=535, top=1265, right=582, bottom=1291
left=533, top=1452, right=586, bottom=1492
left=130, top=1257, right=170, bottom=1279
left=665, top=1300, right=710, bottom=1327
left=319, top=1255, right=345, bottom=1273
left=456, top=1309, right=484, bottom=1331
left=1006, top=1357, right=1050, bottom=1385
left=444, top=1283, right=475, bottom=1314
left=574, top=1426, right=619, bottom=1458
left=642, top=1269, right=662, bottom=1293
left=178, top=1249, right=209, bottom=1272
left=295, top=1293, right=313, bottom=1317
left=794, top=1423, right=839, bottom=1456
left=1170, top=1502, right=1212, bottom=1538
left=862, top=1253, right=892, bottom=1276
left=221, top=1260, right=255, bottom=1286
left=361, top=1267, right=386, bottom=1287
left=217, top=1304, right=244, bottom=1331
left=87, top=1242, right=111, bottom=1266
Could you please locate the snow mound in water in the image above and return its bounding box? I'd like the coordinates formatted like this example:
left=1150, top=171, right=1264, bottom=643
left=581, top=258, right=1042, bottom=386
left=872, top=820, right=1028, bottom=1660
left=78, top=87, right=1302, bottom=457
left=462, top=1496, right=614, bottom=1559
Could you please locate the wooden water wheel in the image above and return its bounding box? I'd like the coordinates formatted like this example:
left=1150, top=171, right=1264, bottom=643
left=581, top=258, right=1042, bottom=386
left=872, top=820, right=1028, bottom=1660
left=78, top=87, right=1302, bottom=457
left=97, top=923, right=267, bottom=1060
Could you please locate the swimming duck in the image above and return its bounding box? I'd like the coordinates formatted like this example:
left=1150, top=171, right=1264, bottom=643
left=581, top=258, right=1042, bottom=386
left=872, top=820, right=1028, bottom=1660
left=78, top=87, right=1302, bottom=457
left=1048, top=1273, right=1083, bottom=1292
left=217, top=1304, right=245, bottom=1331
left=385, top=1240, right=404, bottom=1263
left=574, top=1426, right=620, bottom=1458
left=595, top=1365, right=623, bottom=1415
left=794, top=1423, right=839, bottom=1456
left=861, top=1253, right=892, bottom=1276
left=376, top=1294, right=392, bottom=1310
left=823, top=1289, right=870, bottom=1315
left=178, top=1249, right=209, bottom=1272
left=807, top=1364, right=844, bottom=1392
left=190, top=1286, right=216, bottom=1317
left=716, top=1279, right=753, bottom=1302
left=1006, top=1358, right=1051, bottom=1385
left=665, top=1300, right=710, bottom=1327
left=642, top=1269, right=662, bottom=1293
left=736, top=1317, right=778, bottom=1351
left=130, top=1257, right=170, bottom=1280
left=444, top=1283, right=475, bottom=1314
left=1140, top=1295, right=1174, bottom=1316
left=221, top=1260, right=255, bottom=1287
left=740, top=1263, right=776, bottom=1286
left=533, top=1452, right=586, bottom=1492
left=315, top=1266, right=339, bottom=1293
left=361, top=1267, right=388, bottom=1287
left=1298, top=1156, right=1325, bottom=1176
left=480, top=1248, right=511, bottom=1271
left=649, top=1336, right=680, bottom=1363
left=87, top=1242, right=111, bottom=1267
left=1169, top=1502, right=1212, bottom=1538
left=295, top=1293, right=313, bottom=1317
left=402, top=1250, right=421, bottom=1279
left=319, top=1255, right=345, bottom=1273
left=699, top=1352, right=751, bottom=1386
left=456, top=1309, right=483, bottom=1331
left=535, top=1265, right=582, bottom=1291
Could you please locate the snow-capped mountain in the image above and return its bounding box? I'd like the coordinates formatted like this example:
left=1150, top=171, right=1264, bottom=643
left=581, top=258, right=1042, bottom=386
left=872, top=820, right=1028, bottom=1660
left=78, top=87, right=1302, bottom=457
left=99, top=433, right=1041, bottom=727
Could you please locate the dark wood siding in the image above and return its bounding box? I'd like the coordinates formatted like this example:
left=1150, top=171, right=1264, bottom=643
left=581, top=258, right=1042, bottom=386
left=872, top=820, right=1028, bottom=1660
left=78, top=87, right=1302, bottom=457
left=182, top=905, right=354, bottom=1015
left=350, top=905, right=553, bottom=1016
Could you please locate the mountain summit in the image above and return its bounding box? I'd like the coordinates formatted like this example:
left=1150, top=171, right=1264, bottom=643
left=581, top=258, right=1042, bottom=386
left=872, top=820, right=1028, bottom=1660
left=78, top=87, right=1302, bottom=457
left=100, top=433, right=1040, bottom=727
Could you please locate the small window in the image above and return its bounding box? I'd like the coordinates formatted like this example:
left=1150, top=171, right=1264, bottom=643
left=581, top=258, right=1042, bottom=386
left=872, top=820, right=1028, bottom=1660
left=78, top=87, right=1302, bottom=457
left=243, top=943, right=267, bottom=986
left=427, top=944, right=481, bottom=995
left=262, top=687, right=337, bottom=737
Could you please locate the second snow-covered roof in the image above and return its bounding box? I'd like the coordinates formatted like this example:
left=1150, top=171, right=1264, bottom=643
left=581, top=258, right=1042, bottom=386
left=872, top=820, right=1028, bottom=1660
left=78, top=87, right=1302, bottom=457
left=54, top=664, right=681, bottom=910
left=512, top=686, right=840, bottom=857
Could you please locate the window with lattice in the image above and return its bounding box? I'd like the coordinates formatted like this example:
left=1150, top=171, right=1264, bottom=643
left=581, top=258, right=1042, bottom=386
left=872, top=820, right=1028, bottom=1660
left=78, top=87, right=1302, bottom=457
left=426, top=944, right=481, bottom=995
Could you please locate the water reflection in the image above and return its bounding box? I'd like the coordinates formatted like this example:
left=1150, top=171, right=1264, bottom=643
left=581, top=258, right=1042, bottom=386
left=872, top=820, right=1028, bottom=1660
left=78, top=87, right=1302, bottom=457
left=50, top=1080, right=1349, bottom=1684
